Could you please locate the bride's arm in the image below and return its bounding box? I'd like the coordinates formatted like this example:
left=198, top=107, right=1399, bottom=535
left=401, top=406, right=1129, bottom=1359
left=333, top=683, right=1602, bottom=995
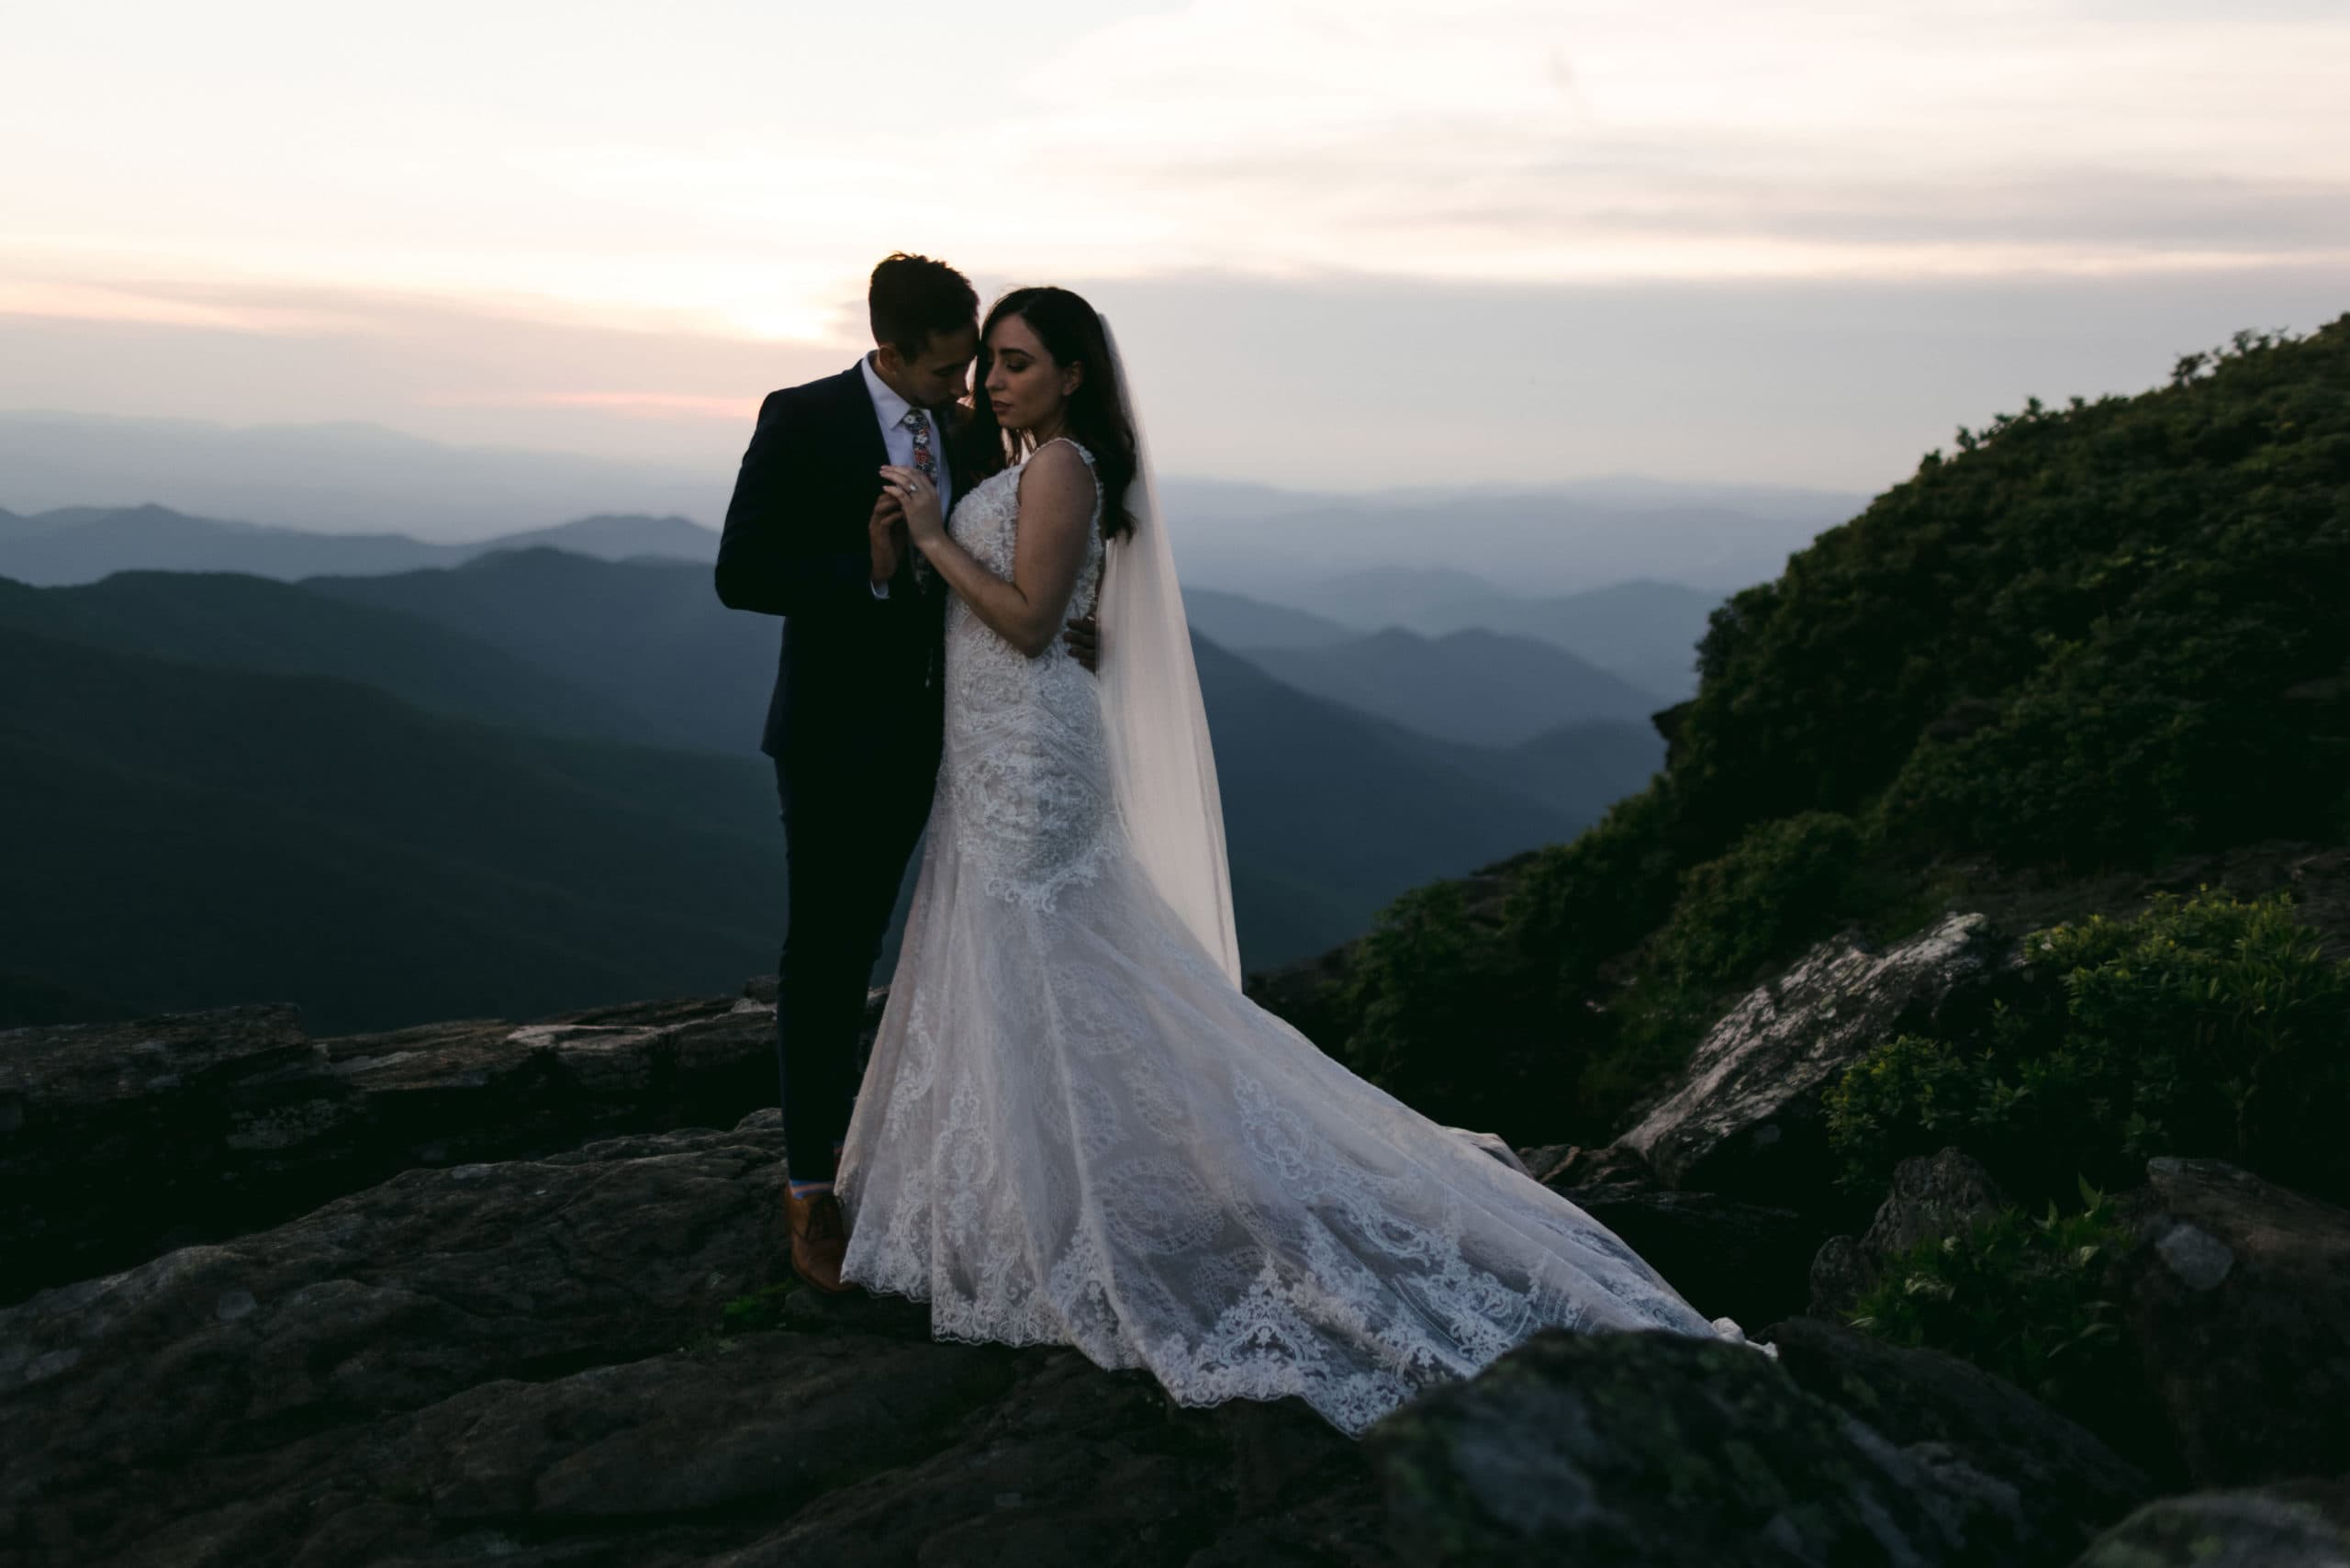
left=884, top=443, right=1095, bottom=659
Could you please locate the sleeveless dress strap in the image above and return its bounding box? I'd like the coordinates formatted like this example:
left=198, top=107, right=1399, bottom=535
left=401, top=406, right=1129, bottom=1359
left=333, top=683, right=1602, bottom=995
left=1020, top=435, right=1104, bottom=540
left=1034, top=434, right=1095, bottom=467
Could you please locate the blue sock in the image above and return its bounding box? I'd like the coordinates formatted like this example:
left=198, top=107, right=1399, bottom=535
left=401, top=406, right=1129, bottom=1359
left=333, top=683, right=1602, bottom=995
left=787, top=1142, right=848, bottom=1202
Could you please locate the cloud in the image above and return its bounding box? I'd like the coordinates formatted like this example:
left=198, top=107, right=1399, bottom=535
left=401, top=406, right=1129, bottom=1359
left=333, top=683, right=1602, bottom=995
left=468, top=390, right=761, bottom=423
left=6, top=0, right=2345, bottom=343
left=0, top=0, right=2343, bottom=495
left=6, top=260, right=2338, bottom=495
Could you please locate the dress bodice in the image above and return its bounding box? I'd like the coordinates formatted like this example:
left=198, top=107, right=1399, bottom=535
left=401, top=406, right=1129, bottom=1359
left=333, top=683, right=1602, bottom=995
left=945, top=437, right=1106, bottom=622
left=843, top=442, right=1742, bottom=1444
left=938, top=438, right=1113, bottom=912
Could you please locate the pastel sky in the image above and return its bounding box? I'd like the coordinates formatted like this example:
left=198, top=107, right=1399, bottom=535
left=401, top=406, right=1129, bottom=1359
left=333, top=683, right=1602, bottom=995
left=5, top=0, right=2345, bottom=491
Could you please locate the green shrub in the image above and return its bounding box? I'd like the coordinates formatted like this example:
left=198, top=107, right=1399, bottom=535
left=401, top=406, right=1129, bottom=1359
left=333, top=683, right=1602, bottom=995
left=1826, top=890, right=2350, bottom=1204
left=1676, top=322, right=2348, bottom=875
left=1499, top=783, right=1684, bottom=1012
left=1850, top=1182, right=2144, bottom=1444
left=1332, top=881, right=1566, bottom=1142
left=1257, top=319, right=2350, bottom=1158
left=1651, top=812, right=1862, bottom=990
left=1822, top=1030, right=1987, bottom=1186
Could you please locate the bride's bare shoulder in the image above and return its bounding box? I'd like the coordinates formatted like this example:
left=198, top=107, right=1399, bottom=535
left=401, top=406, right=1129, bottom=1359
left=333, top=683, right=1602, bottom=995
left=1014, top=439, right=1097, bottom=512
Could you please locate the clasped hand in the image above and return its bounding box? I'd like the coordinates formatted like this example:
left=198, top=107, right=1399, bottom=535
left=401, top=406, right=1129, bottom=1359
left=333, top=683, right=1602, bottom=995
left=878, top=465, right=946, bottom=545
left=873, top=465, right=1102, bottom=673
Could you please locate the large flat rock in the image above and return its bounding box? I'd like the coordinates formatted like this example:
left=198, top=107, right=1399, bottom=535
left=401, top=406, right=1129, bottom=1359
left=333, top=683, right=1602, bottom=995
left=2110, top=1158, right=2350, bottom=1487
left=1620, top=913, right=2001, bottom=1209
left=1365, top=1327, right=2021, bottom=1566
left=0, top=1110, right=1393, bottom=1568
left=0, top=989, right=789, bottom=1304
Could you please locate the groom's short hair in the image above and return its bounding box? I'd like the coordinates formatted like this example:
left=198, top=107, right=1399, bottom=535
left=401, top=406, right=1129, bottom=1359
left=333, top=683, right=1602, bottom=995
left=869, top=252, right=979, bottom=360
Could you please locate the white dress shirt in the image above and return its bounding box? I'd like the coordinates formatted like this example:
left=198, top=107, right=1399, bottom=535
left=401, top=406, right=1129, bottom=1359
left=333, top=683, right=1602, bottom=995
left=861, top=353, right=952, bottom=599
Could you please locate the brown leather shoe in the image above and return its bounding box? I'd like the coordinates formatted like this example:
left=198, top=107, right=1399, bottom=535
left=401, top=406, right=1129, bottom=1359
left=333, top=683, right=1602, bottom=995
left=781, top=1185, right=854, bottom=1294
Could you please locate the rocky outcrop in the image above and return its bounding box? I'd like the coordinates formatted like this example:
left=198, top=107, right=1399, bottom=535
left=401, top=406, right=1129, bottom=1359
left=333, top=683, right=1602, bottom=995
left=1809, top=1148, right=2011, bottom=1319
left=15, top=976, right=2339, bottom=1566
left=1528, top=1143, right=1818, bottom=1327
left=1765, top=1318, right=2153, bottom=1562
left=1365, top=1325, right=2134, bottom=1566
left=1619, top=913, right=2006, bottom=1210
left=0, top=986, right=824, bottom=1305
left=2109, top=1158, right=2350, bottom=1488
left=2071, top=1477, right=2350, bottom=1568
left=0, top=1110, right=1393, bottom=1568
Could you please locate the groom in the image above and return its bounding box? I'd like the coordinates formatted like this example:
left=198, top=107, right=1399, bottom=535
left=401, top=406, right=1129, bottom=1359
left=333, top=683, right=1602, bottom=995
left=715, top=252, right=1096, bottom=1294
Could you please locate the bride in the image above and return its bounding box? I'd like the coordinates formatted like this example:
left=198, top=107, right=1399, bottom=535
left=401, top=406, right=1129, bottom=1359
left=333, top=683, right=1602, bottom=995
left=843, top=285, right=1741, bottom=1437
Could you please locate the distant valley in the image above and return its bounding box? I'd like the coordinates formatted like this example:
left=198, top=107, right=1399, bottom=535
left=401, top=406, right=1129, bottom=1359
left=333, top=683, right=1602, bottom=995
left=0, top=503, right=715, bottom=587
left=2, top=442, right=1801, bottom=1029
left=1187, top=576, right=1719, bottom=705
left=1237, top=628, right=1661, bottom=747
left=1, top=411, right=1855, bottom=591
left=0, top=524, right=1675, bottom=1027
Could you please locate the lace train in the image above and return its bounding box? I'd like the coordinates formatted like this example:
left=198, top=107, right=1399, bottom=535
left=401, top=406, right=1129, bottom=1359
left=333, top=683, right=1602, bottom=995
left=835, top=444, right=1735, bottom=1436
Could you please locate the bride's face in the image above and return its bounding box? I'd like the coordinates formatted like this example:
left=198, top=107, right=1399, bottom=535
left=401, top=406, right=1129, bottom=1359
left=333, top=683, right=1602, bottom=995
left=984, top=314, right=1081, bottom=435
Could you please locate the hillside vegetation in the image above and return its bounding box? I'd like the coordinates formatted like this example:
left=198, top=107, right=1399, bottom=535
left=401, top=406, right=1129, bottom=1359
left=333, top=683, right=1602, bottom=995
left=1273, top=319, right=2350, bottom=1147
left=0, top=625, right=791, bottom=1032
left=0, top=557, right=1658, bottom=1027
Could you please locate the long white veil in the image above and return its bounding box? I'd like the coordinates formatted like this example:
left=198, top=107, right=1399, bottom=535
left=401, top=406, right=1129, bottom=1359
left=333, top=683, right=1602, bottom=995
left=1096, top=319, right=1242, bottom=986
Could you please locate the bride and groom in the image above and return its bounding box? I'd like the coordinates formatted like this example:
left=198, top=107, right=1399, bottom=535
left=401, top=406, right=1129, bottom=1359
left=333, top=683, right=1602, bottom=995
left=715, top=252, right=1747, bottom=1438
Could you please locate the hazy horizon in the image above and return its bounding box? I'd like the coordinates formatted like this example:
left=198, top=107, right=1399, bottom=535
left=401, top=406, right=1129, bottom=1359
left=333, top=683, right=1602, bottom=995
left=0, top=405, right=1875, bottom=545
left=6, top=2, right=2344, bottom=493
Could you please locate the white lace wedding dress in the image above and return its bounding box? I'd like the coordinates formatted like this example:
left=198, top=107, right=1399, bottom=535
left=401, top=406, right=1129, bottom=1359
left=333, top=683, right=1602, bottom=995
left=835, top=438, right=1737, bottom=1437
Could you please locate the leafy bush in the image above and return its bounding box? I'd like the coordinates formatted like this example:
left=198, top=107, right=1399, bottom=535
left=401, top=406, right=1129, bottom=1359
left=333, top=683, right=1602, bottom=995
left=1677, top=325, right=2350, bottom=874
left=1498, top=783, right=1686, bottom=1014
left=1849, top=1181, right=2145, bottom=1445
left=1331, top=881, right=1565, bottom=1142
left=1651, top=812, right=1861, bottom=990
left=1270, top=319, right=2350, bottom=1148
left=1827, top=890, right=2350, bottom=1204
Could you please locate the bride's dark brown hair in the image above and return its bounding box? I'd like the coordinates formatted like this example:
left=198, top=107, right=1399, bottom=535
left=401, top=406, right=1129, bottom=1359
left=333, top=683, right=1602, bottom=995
left=966, top=286, right=1137, bottom=540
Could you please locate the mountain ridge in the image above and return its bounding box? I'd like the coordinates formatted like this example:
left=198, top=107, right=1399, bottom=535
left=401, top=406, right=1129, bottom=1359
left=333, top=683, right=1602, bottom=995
left=0, top=556, right=1660, bottom=1018
left=1238, top=624, right=1667, bottom=746
left=0, top=503, right=721, bottom=587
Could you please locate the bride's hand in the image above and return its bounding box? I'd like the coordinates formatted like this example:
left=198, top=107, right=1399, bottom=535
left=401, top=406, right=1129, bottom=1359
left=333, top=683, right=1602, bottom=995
left=878, top=466, right=945, bottom=545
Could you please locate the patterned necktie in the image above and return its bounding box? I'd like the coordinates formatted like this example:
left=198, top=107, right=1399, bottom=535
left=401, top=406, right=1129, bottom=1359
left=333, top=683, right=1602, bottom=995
left=900, top=408, right=937, bottom=587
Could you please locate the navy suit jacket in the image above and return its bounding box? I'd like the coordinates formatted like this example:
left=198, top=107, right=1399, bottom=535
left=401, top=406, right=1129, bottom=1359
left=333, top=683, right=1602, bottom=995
left=715, top=362, right=969, bottom=765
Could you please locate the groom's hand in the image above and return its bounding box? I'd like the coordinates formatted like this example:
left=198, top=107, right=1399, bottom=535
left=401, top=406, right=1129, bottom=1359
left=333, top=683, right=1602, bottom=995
left=867, top=491, right=906, bottom=585
left=1062, top=613, right=1101, bottom=674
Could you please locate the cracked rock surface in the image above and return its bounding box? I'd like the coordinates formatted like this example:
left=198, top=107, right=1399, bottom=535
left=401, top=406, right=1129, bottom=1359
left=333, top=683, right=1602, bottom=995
left=2110, top=1159, right=2350, bottom=1488
left=1620, top=913, right=2005, bottom=1207
left=0, top=1109, right=1393, bottom=1568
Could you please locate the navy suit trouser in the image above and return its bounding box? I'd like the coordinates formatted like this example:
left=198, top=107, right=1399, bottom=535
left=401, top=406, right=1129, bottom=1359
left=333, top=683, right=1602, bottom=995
left=770, top=722, right=937, bottom=1185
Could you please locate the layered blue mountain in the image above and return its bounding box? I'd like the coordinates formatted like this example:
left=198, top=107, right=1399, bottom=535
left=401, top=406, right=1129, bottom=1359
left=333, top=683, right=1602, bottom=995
left=1181, top=588, right=1355, bottom=651
left=1237, top=626, right=1666, bottom=747
left=0, top=622, right=787, bottom=1033
left=305, top=550, right=772, bottom=756
left=0, top=558, right=1664, bottom=1027
left=1270, top=570, right=1722, bottom=701
left=0, top=572, right=626, bottom=742
left=0, top=503, right=715, bottom=587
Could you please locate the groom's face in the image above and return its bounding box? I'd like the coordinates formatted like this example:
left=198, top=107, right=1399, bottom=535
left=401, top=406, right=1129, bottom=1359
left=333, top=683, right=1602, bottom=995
left=882, top=325, right=979, bottom=410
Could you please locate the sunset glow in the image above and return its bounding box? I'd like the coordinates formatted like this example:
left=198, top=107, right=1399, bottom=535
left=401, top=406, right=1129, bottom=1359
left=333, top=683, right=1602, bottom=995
left=5, top=0, right=2344, bottom=487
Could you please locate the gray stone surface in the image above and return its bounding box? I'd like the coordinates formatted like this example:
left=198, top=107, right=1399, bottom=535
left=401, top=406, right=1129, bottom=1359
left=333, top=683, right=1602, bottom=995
left=1366, top=1327, right=2029, bottom=1566
left=1767, top=1317, right=2153, bottom=1562
left=1620, top=913, right=2003, bottom=1208
left=2071, top=1478, right=2350, bottom=1568
left=2110, top=1159, right=2350, bottom=1487
left=1809, top=1148, right=2010, bottom=1318
left=0, top=1110, right=1394, bottom=1568
left=0, top=986, right=794, bottom=1305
